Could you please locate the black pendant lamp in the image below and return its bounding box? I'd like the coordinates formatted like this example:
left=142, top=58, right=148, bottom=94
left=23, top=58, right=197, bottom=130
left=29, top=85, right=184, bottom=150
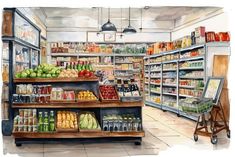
left=101, top=8, right=117, bottom=33
left=123, top=7, right=137, bottom=34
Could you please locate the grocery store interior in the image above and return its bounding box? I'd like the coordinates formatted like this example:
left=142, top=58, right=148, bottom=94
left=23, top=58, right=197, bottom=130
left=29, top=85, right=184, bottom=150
left=1, top=5, right=232, bottom=157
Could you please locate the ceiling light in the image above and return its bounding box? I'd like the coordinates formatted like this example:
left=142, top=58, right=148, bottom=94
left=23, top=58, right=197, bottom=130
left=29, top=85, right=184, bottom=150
left=101, top=8, right=117, bottom=33
left=123, top=7, right=137, bottom=34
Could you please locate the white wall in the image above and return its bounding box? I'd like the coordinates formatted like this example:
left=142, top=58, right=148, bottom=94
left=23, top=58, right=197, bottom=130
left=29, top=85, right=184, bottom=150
left=172, top=12, right=229, bottom=40
left=47, top=31, right=171, bottom=42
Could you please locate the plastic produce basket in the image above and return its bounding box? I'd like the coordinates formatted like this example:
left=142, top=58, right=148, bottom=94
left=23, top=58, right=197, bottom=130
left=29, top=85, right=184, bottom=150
left=179, top=98, right=213, bottom=115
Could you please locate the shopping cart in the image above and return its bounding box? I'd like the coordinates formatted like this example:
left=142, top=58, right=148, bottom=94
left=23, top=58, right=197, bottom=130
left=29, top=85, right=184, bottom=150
left=179, top=77, right=230, bottom=144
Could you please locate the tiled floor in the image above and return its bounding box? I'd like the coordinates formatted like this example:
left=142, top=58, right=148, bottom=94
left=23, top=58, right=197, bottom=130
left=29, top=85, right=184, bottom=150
left=2, top=106, right=231, bottom=157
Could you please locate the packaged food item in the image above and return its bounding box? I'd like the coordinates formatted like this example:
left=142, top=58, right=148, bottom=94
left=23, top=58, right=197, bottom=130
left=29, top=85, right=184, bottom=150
left=195, top=26, right=205, bottom=37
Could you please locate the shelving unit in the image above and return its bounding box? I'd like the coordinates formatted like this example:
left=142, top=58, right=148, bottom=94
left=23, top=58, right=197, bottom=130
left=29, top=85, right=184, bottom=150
left=144, top=42, right=230, bottom=120
left=11, top=78, right=145, bottom=145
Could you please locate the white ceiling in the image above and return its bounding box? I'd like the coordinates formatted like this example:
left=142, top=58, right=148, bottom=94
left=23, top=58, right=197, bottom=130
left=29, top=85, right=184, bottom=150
left=30, top=7, right=222, bottom=32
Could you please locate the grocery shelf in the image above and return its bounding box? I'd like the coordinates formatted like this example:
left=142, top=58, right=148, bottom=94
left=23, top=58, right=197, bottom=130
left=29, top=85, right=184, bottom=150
left=179, top=76, right=204, bottom=79
left=13, top=131, right=145, bottom=139
left=51, top=53, right=78, bottom=57
left=145, top=101, right=162, bottom=109
left=179, top=85, right=196, bottom=89
left=15, top=61, right=29, bottom=64
left=150, top=76, right=161, bottom=79
left=144, top=82, right=149, bottom=84
left=149, top=53, right=162, bottom=58
left=162, top=93, right=177, bottom=96
left=150, top=91, right=161, bottom=94
left=115, top=62, right=133, bottom=64
left=12, top=101, right=144, bottom=108
left=162, top=59, right=178, bottom=64
left=179, top=55, right=204, bottom=62
left=179, top=67, right=204, bottom=70
left=162, top=69, right=177, bottom=72
left=162, top=84, right=177, bottom=87
left=150, top=82, right=160, bottom=85
left=148, top=62, right=161, bottom=65
left=179, top=94, right=197, bottom=98
left=150, top=70, right=161, bottom=72
left=180, top=44, right=204, bottom=52
left=114, top=54, right=146, bottom=57
left=162, top=76, right=177, bottom=79
left=13, top=77, right=99, bottom=83
left=162, top=105, right=178, bottom=114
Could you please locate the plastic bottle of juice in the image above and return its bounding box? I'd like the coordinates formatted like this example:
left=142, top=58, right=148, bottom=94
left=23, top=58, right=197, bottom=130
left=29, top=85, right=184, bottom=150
left=43, top=112, right=49, bottom=132
left=49, top=111, right=55, bottom=132
left=38, top=112, right=43, bottom=132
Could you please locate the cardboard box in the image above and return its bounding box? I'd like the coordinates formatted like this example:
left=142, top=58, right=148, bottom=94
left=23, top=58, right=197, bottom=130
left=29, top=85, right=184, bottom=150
left=195, top=26, right=205, bottom=37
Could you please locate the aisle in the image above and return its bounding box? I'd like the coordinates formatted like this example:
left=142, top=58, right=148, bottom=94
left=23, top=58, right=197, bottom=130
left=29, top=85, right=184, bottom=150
left=3, top=106, right=230, bottom=157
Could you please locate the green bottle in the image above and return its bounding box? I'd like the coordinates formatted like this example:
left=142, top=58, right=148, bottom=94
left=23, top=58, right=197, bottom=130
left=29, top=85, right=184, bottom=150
left=43, top=112, right=49, bottom=132
left=38, top=112, right=43, bottom=132
left=81, top=61, right=85, bottom=70
left=49, top=111, right=55, bottom=132
left=88, top=61, right=93, bottom=71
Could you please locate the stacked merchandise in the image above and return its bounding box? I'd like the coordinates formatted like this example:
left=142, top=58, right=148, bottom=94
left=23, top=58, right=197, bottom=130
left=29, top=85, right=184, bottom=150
left=147, top=26, right=230, bottom=55
left=102, top=114, right=142, bottom=132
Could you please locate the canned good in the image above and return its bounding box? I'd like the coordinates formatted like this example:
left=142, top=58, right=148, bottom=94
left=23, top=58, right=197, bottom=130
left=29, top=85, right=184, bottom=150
left=18, top=117, right=23, bottom=125
left=23, top=118, right=28, bottom=125
left=14, top=116, right=19, bottom=125
left=47, top=85, right=52, bottom=94
left=28, top=117, right=33, bottom=125
left=18, top=125, right=23, bottom=132
left=13, top=125, right=19, bottom=132
left=28, top=125, right=33, bottom=132
left=13, top=94, right=19, bottom=102
left=26, top=84, right=33, bottom=94
left=23, top=125, right=28, bottom=132
left=24, top=109, right=29, bottom=118
left=33, top=109, right=37, bottom=118
left=33, top=85, right=38, bottom=94
left=28, top=109, right=33, bottom=117
left=33, top=125, right=38, bottom=132
left=30, top=94, right=36, bottom=103
left=19, top=109, right=24, bottom=117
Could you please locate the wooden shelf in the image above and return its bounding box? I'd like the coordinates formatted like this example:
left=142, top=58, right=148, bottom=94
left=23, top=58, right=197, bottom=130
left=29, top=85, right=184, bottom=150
left=12, top=101, right=144, bottom=108
left=13, top=131, right=145, bottom=139
left=13, top=77, right=99, bottom=83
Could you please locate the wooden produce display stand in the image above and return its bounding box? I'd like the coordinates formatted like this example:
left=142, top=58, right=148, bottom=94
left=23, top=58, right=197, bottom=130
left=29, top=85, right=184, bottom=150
left=11, top=77, right=145, bottom=146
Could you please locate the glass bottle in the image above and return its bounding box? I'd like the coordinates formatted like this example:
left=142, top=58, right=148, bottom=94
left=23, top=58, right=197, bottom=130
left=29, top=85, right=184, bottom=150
left=38, top=112, right=43, bottom=132
left=43, top=112, right=49, bottom=132
left=49, top=111, right=55, bottom=132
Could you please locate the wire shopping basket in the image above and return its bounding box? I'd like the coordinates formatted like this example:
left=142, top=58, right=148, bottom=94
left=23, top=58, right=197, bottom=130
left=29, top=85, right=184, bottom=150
left=179, top=98, right=214, bottom=116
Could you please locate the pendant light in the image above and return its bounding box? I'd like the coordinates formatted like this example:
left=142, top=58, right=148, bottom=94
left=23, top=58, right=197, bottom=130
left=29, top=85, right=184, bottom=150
left=120, top=8, right=124, bottom=39
left=123, top=7, right=137, bottom=34
left=101, top=8, right=117, bottom=33
left=139, top=8, right=143, bottom=32
left=97, top=7, right=100, bottom=36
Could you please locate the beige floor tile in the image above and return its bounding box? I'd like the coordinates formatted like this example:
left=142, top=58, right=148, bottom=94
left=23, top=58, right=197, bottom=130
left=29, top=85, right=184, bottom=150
left=85, top=148, right=129, bottom=157
left=147, top=126, right=180, bottom=137
left=125, top=148, right=159, bottom=156
left=44, top=143, right=84, bottom=151
left=44, top=149, right=87, bottom=157
left=84, top=142, right=123, bottom=149
left=157, top=135, right=192, bottom=147
left=142, top=114, right=156, bottom=122
left=3, top=152, right=43, bottom=157
left=3, top=142, right=44, bottom=153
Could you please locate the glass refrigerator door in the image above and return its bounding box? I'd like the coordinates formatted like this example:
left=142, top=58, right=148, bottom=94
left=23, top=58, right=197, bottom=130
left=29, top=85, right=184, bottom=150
left=14, top=43, right=30, bottom=75
left=31, top=50, right=39, bottom=69
left=1, top=42, right=10, bottom=120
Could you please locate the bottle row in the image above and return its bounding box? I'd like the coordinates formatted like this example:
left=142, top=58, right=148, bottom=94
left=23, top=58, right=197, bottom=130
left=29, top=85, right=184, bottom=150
left=13, top=109, right=142, bottom=133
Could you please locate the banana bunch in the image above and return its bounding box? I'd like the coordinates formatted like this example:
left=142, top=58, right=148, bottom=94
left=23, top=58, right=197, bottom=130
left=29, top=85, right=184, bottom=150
left=79, top=112, right=100, bottom=130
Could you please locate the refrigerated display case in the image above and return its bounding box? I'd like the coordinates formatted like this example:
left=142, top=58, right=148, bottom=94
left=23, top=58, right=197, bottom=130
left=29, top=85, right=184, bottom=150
left=1, top=8, right=41, bottom=135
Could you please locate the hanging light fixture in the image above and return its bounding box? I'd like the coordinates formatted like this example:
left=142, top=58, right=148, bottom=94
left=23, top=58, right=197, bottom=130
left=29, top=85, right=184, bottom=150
left=120, top=8, right=124, bottom=39
left=123, top=7, right=137, bottom=34
left=101, top=8, right=117, bottom=33
left=139, top=8, right=143, bottom=32
left=97, top=7, right=100, bottom=36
